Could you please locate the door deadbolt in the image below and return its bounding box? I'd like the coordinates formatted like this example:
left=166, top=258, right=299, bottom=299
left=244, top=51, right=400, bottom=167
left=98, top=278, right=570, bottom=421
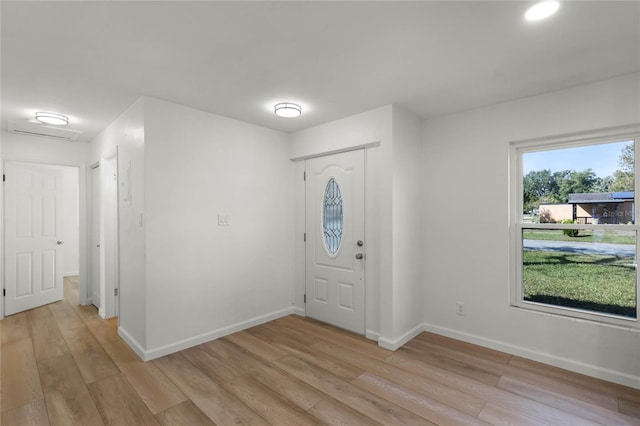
left=357, top=240, right=364, bottom=247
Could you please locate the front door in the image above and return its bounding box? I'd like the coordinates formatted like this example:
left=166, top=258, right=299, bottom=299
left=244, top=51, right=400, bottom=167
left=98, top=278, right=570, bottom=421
left=305, top=149, right=365, bottom=334
left=4, top=162, right=64, bottom=316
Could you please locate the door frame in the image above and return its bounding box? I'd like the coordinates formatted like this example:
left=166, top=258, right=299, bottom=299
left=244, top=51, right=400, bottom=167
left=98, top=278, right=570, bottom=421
left=97, top=147, right=119, bottom=319
left=1, top=159, right=87, bottom=319
left=303, top=148, right=366, bottom=333
left=88, top=161, right=100, bottom=308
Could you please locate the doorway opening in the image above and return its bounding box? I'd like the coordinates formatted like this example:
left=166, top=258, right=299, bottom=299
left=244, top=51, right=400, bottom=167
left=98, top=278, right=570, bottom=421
left=88, top=148, right=119, bottom=320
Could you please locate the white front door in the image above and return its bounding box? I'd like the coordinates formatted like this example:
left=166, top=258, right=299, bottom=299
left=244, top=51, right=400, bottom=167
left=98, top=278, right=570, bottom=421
left=305, top=149, right=365, bottom=334
left=4, top=162, right=64, bottom=316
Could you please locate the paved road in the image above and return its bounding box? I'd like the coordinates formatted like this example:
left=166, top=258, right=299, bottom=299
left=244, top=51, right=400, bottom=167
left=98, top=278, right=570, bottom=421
left=523, top=239, right=636, bottom=257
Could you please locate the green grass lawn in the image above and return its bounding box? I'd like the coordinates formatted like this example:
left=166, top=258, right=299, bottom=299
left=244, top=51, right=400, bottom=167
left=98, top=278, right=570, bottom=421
left=523, top=229, right=636, bottom=245
left=523, top=250, right=637, bottom=318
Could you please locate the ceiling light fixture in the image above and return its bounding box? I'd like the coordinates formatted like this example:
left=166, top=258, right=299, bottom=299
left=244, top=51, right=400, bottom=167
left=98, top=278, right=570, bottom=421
left=35, top=112, right=69, bottom=126
left=274, top=103, right=302, bottom=118
left=524, top=0, right=560, bottom=21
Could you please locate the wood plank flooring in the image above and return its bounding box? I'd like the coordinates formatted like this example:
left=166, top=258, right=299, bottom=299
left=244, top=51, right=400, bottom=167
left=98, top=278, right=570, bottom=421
left=1, top=276, right=640, bottom=425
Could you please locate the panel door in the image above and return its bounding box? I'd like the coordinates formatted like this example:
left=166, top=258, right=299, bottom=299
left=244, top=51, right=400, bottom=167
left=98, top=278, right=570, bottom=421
left=4, top=162, right=64, bottom=315
left=305, top=149, right=365, bottom=334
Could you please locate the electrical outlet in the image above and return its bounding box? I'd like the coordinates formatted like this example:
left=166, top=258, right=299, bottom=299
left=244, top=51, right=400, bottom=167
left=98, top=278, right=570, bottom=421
left=456, top=301, right=465, bottom=316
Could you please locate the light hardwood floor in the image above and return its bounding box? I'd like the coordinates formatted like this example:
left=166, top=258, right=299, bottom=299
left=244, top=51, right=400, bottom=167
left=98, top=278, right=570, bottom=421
left=1, top=276, right=640, bottom=425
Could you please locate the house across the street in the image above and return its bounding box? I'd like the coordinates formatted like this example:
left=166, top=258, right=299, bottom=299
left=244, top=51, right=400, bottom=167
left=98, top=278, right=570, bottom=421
left=540, top=191, right=635, bottom=224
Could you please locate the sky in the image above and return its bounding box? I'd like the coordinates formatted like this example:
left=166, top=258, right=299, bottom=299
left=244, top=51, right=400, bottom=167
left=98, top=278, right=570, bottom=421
left=523, top=140, right=633, bottom=178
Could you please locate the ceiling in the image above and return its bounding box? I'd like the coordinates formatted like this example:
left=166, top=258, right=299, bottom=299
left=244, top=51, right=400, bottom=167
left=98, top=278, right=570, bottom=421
left=2, top=1, right=639, bottom=142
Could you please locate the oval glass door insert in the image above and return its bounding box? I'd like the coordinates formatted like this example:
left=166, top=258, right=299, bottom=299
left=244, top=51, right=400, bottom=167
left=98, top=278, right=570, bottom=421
left=323, top=178, right=344, bottom=255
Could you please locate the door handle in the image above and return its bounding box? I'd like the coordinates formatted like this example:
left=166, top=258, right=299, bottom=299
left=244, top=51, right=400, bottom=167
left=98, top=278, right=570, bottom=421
left=355, top=253, right=363, bottom=260
left=57, top=240, right=64, bottom=245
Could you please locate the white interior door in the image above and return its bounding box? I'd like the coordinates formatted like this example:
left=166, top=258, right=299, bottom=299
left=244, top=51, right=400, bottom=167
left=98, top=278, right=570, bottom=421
left=100, top=150, right=119, bottom=319
left=305, top=149, right=365, bottom=334
left=4, top=162, right=64, bottom=316
left=91, top=164, right=101, bottom=309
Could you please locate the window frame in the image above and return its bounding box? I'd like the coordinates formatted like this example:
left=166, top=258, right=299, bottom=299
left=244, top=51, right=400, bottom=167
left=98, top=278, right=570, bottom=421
left=509, top=125, right=640, bottom=328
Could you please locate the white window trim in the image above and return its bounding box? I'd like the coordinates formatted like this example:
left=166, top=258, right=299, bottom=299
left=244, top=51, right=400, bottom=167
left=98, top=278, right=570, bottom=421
left=509, top=124, right=640, bottom=329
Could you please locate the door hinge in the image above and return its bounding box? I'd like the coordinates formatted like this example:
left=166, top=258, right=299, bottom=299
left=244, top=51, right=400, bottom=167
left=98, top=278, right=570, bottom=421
left=2, top=289, right=5, bottom=297
left=303, top=233, right=306, bottom=242
left=114, top=288, right=119, bottom=296
left=303, top=294, right=306, bottom=303
left=2, top=174, right=5, bottom=182
left=303, top=172, right=306, bottom=181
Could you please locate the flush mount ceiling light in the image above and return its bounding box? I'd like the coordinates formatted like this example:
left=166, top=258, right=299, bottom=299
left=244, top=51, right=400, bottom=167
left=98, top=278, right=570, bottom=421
left=525, top=0, right=560, bottom=21
left=274, top=102, right=302, bottom=118
left=35, top=112, right=69, bottom=126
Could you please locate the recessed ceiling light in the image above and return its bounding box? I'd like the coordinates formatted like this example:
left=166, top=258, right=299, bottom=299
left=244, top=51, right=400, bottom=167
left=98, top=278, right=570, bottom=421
left=524, top=0, right=560, bottom=21
left=35, top=112, right=69, bottom=126
left=274, top=103, right=302, bottom=118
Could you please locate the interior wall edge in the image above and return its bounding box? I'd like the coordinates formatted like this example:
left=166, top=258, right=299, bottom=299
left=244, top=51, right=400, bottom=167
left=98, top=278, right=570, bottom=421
left=366, top=329, right=381, bottom=341
left=118, top=325, right=147, bottom=361
left=378, top=321, right=424, bottom=351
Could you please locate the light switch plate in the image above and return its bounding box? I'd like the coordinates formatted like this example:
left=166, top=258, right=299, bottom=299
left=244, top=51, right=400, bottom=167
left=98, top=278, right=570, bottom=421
left=218, top=213, right=230, bottom=226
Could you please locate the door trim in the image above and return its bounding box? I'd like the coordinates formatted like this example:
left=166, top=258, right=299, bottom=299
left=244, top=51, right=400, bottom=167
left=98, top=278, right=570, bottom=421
left=88, top=162, right=100, bottom=307
left=290, top=141, right=380, bottom=162
left=99, top=147, right=119, bottom=319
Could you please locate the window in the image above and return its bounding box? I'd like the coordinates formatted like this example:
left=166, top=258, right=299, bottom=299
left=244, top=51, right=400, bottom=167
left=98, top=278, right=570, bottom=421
left=323, top=178, right=343, bottom=255
left=510, top=127, right=639, bottom=326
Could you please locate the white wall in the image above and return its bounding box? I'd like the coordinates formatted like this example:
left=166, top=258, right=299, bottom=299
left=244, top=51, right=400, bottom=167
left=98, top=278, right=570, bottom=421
left=390, top=106, right=423, bottom=340
left=143, top=98, right=294, bottom=356
left=422, top=72, right=640, bottom=388
left=1, top=132, right=89, bottom=165
left=90, top=99, right=147, bottom=351
left=1, top=132, right=89, bottom=318
left=291, top=105, right=393, bottom=340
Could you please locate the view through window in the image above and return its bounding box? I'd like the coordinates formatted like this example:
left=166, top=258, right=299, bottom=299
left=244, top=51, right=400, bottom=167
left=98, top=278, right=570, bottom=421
left=517, top=139, right=637, bottom=321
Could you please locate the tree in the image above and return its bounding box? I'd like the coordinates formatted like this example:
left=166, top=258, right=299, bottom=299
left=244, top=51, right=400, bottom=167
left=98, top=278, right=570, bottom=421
left=610, top=143, right=634, bottom=192
left=522, top=143, right=635, bottom=214
left=593, top=175, right=614, bottom=193
left=523, top=169, right=560, bottom=212
left=557, top=169, right=598, bottom=202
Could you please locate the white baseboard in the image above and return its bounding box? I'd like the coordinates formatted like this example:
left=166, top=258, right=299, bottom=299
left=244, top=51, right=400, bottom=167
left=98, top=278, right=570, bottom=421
left=292, top=306, right=305, bottom=316
left=142, top=306, right=296, bottom=361
left=423, top=322, right=640, bottom=390
left=366, top=329, right=381, bottom=341
left=118, top=326, right=146, bottom=361
left=63, top=271, right=79, bottom=277
left=378, top=323, right=425, bottom=351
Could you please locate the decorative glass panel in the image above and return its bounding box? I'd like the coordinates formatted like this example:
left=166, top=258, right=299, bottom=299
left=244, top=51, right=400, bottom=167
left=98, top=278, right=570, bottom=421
left=323, top=178, right=343, bottom=255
